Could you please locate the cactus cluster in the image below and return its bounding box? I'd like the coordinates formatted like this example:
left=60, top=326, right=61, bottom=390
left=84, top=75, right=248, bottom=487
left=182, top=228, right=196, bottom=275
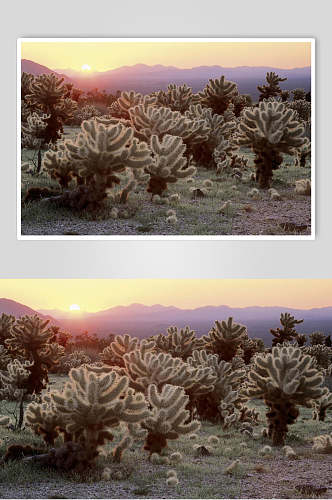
left=5, top=315, right=64, bottom=394
left=42, top=120, right=152, bottom=209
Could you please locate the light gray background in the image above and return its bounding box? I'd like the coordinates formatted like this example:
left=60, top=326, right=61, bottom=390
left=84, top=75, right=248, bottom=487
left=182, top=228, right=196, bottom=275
left=1, top=0, right=329, bottom=278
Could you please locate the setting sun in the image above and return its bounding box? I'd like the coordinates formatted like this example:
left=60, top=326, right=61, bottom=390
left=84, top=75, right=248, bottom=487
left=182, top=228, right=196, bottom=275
left=81, top=64, right=91, bottom=72
left=69, top=303, right=81, bottom=311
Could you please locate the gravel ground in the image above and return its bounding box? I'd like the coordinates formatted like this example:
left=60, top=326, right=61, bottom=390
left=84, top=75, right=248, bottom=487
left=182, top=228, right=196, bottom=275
left=21, top=195, right=311, bottom=237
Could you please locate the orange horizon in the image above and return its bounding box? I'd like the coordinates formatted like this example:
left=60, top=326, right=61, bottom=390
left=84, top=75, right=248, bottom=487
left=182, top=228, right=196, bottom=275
left=0, top=279, right=330, bottom=313
left=21, top=41, right=311, bottom=73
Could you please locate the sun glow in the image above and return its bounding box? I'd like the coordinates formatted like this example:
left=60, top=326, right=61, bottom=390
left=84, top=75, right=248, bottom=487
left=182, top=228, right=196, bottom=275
left=69, top=304, right=81, bottom=311
left=81, top=64, right=91, bottom=72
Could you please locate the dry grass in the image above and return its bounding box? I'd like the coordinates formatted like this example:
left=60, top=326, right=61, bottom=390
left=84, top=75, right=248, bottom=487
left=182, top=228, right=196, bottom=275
left=0, top=377, right=331, bottom=499
left=20, top=128, right=312, bottom=237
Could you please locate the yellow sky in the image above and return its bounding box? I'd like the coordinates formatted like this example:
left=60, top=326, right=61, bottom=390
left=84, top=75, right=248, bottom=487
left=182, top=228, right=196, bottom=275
left=0, top=279, right=329, bottom=313
left=21, top=41, right=311, bottom=72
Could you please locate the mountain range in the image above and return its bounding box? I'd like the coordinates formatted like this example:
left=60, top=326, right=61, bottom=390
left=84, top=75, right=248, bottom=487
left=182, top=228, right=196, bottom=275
left=21, top=60, right=311, bottom=101
left=1, top=298, right=331, bottom=346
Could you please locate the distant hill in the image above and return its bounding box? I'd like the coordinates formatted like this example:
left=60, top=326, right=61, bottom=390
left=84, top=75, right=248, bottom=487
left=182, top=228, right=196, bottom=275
left=21, top=61, right=311, bottom=101
left=0, top=298, right=57, bottom=324
left=38, top=302, right=331, bottom=346
left=21, top=59, right=71, bottom=81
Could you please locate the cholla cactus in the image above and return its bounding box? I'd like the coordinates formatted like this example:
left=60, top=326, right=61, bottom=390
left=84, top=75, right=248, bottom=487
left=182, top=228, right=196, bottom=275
left=43, top=120, right=152, bottom=210
left=21, top=72, right=35, bottom=101
left=26, top=73, right=77, bottom=144
left=187, top=349, right=246, bottom=426
left=5, top=315, right=64, bottom=394
left=312, top=388, right=332, bottom=421
left=199, top=317, right=247, bottom=362
left=297, top=137, right=311, bottom=165
left=0, top=313, right=15, bottom=347
left=146, top=134, right=196, bottom=196
left=109, top=91, right=156, bottom=120
left=257, top=72, right=287, bottom=101
left=288, top=99, right=311, bottom=123
left=0, top=359, right=35, bottom=429
left=245, top=345, right=324, bottom=446
left=198, top=76, right=238, bottom=115
left=153, top=326, right=197, bottom=360
left=142, top=384, right=200, bottom=455
left=270, top=312, right=303, bottom=346
left=185, top=104, right=236, bottom=167
left=0, top=345, right=11, bottom=371
left=236, top=100, right=306, bottom=188
left=58, top=350, right=91, bottom=374
left=304, top=344, right=332, bottom=375
left=73, top=105, right=101, bottom=125
left=21, top=113, right=49, bottom=161
left=154, top=84, right=193, bottom=112
left=25, top=366, right=149, bottom=468
left=240, top=335, right=266, bottom=365
left=123, top=349, right=216, bottom=410
left=101, top=334, right=155, bottom=368
left=129, top=104, right=209, bottom=149
left=292, top=88, right=307, bottom=101
left=309, top=331, right=327, bottom=345
left=312, top=434, right=332, bottom=454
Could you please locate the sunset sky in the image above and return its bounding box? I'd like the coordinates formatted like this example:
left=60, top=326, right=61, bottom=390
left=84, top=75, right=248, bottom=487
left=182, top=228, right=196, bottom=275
left=0, top=279, right=330, bottom=313
left=20, top=41, right=311, bottom=72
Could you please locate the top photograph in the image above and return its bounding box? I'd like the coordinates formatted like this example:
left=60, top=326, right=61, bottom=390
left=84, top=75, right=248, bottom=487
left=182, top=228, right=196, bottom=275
left=18, top=38, right=314, bottom=240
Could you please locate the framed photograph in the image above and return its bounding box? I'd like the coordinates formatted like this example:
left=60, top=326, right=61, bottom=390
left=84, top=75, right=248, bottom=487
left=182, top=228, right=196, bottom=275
left=18, top=38, right=314, bottom=240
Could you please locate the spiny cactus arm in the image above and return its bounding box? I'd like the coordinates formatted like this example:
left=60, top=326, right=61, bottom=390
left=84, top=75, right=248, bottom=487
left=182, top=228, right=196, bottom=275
left=101, top=334, right=140, bottom=365
left=26, top=73, right=66, bottom=109
left=143, top=384, right=200, bottom=453
left=6, top=315, right=52, bottom=355
left=0, top=345, right=12, bottom=371
left=0, top=313, right=15, bottom=342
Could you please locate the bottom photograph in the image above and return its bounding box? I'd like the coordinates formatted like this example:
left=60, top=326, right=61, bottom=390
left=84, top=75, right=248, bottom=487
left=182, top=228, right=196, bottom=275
left=0, top=278, right=331, bottom=499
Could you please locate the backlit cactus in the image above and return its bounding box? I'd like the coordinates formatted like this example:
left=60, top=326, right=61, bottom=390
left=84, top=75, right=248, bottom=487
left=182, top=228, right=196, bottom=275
left=146, top=134, right=196, bottom=196
left=199, top=317, right=247, bottom=362
left=236, top=100, right=306, bottom=188
left=245, top=345, right=324, bottom=446
left=270, top=312, right=304, bottom=346
left=5, top=315, right=64, bottom=394
left=25, top=366, right=149, bottom=468
left=142, top=383, right=200, bottom=455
